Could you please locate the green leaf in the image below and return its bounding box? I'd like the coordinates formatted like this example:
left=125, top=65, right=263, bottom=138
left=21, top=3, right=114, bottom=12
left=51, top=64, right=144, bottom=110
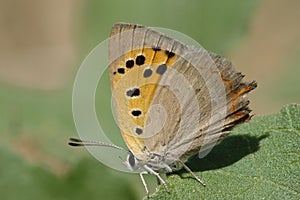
left=148, top=104, right=300, bottom=200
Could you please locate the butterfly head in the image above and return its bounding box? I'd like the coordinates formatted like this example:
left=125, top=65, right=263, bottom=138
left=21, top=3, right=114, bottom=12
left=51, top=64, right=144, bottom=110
left=124, top=151, right=140, bottom=171
left=125, top=150, right=184, bottom=174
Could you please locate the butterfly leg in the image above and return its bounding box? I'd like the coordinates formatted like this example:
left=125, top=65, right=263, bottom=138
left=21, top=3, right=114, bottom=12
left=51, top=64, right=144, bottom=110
left=143, top=165, right=170, bottom=193
left=140, top=172, right=150, bottom=198
left=156, top=176, right=161, bottom=186
left=177, top=159, right=206, bottom=186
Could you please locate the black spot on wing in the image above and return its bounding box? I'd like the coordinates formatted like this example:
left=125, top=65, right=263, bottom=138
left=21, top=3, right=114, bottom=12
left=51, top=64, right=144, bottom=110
left=136, top=55, right=145, bottom=66
left=131, top=110, right=142, bottom=117
left=156, top=64, right=167, bottom=75
left=143, top=68, right=152, bottom=78
left=126, top=88, right=140, bottom=97
left=117, top=68, right=125, bottom=74
left=165, top=50, right=175, bottom=58
left=135, top=127, right=143, bottom=135
left=126, top=59, right=134, bottom=68
left=152, top=46, right=161, bottom=51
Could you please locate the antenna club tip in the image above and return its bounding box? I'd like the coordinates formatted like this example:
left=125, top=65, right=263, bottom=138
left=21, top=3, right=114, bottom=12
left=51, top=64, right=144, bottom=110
left=68, top=142, right=81, bottom=146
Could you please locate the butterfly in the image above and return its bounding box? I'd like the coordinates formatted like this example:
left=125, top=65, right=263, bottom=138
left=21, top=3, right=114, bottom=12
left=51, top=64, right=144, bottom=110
left=69, top=22, right=257, bottom=197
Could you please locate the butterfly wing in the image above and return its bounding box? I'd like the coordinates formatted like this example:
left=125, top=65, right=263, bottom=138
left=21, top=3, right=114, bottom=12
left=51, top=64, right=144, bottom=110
left=109, top=23, right=257, bottom=163
left=109, top=23, right=181, bottom=159
left=155, top=50, right=257, bottom=161
left=143, top=44, right=257, bottom=162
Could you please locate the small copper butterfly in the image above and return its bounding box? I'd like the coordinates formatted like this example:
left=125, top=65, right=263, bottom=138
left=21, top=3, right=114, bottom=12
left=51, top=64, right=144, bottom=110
left=69, top=23, right=257, bottom=197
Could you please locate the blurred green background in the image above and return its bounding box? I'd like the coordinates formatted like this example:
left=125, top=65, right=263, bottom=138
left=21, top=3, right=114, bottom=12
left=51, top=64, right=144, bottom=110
left=0, top=0, right=299, bottom=199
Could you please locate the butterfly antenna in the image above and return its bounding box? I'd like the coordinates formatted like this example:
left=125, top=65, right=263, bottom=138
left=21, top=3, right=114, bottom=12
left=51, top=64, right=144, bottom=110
left=68, top=137, right=128, bottom=152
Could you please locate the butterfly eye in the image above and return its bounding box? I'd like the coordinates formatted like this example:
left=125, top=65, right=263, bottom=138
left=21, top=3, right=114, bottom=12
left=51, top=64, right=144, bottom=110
left=127, top=152, right=137, bottom=169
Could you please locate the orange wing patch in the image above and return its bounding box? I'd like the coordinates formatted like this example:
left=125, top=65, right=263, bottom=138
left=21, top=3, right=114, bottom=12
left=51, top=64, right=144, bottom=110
left=110, top=47, right=178, bottom=156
